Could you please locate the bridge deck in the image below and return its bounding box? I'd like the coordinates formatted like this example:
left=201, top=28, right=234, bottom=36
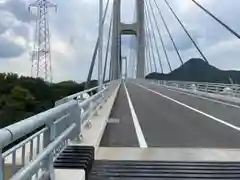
left=101, top=81, right=240, bottom=148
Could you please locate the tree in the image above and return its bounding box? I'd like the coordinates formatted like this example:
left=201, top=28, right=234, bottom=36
left=5, top=86, right=36, bottom=111
left=0, top=73, right=96, bottom=128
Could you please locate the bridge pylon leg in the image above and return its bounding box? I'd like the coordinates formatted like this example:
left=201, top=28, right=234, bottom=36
left=110, top=0, right=145, bottom=79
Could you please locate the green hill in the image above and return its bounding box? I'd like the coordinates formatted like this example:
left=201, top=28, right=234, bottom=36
left=146, top=58, right=240, bottom=84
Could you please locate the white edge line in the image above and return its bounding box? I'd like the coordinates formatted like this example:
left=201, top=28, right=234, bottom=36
left=135, top=83, right=240, bottom=133
left=123, top=83, right=148, bottom=148
left=163, top=86, right=240, bottom=109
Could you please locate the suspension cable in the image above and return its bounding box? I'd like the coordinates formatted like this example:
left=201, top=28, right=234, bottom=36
left=146, top=33, right=156, bottom=72
left=191, top=0, right=240, bottom=39
left=146, top=31, right=153, bottom=72
left=164, top=0, right=208, bottom=63
left=86, top=0, right=111, bottom=86
left=145, top=26, right=158, bottom=72
left=145, top=38, right=152, bottom=74
left=146, top=0, right=172, bottom=72
left=146, top=38, right=153, bottom=73
left=152, top=0, right=183, bottom=65
left=148, top=52, right=153, bottom=73
left=128, top=36, right=135, bottom=78
left=145, top=4, right=164, bottom=73
left=103, top=16, right=113, bottom=82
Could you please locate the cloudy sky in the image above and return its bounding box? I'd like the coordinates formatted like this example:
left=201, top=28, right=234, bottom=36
left=0, top=0, right=239, bottom=82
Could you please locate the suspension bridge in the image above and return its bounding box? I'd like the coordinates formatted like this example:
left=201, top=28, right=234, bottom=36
left=2, top=0, right=240, bottom=179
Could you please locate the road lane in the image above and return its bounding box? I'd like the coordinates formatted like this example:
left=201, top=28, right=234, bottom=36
left=139, top=81, right=240, bottom=129
left=100, top=84, right=139, bottom=147
left=126, top=81, right=240, bottom=148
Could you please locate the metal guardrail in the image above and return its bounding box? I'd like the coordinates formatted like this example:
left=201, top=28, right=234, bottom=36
left=0, top=81, right=118, bottom=180
left=55, top=83, right=110, bottom=106
left=151, top=80, right=240, bottom=98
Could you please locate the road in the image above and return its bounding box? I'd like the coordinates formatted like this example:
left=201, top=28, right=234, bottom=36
left=100, top=80, right=240, bottom=148
left=100, top=84, right=139, bottom=147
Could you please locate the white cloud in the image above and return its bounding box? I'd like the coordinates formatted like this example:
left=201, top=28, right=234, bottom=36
left=0, top=0, right=239, bottom=82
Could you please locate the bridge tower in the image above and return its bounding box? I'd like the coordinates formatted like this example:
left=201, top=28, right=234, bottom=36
left=110, top=0, right=145, bottom=79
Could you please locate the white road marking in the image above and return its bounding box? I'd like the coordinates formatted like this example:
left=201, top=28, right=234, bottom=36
left=135, top=83, right=240, bottom=133
left=163, top=86, right=240, bottom=109
left=124, top=83, right=148, bottom=148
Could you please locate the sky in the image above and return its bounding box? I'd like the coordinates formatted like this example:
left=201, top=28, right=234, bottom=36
left=0, top=0, right=239, bottom=82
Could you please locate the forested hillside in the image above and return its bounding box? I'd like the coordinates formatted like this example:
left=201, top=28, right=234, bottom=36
left=146, top=58, right=240, bottom=84
left=0, top=73, right=97, bottom=128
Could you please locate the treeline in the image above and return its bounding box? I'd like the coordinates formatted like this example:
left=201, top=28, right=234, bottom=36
left=0, top=73, right=97, bottom=128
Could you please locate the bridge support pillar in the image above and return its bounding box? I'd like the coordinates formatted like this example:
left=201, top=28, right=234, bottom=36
left=110, top=0, right=145, bottom=79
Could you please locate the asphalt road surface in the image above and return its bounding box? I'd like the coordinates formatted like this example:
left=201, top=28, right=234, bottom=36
left=100, top=84, right=138, bottom=147
left=101, top=80, right=240, bottom=148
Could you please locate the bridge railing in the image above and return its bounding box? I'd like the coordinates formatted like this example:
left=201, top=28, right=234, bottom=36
left=55, top=83, right=110, bottom=106
left=0, top=80, right=118, bottom=180
left=150, top=80, right=240, bottom=98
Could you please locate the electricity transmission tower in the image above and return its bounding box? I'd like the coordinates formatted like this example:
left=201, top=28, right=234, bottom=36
left=29, top=0, right=57, bottom=82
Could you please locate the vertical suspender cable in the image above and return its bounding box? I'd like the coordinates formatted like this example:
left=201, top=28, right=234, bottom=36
left=146, top=41, right=153, bottom=73
left=146, top=26, right=158, bottom=72
left=98, top=0, right=104, bottom=90
left=145, top=5, right=164, bottom=73
left=103, top=16, right=113, bottom=82
left=86, top=0, right=111, bottom=88
left=145, top=41, right=151, bottom=76
left=146, top=33, right=154, bottom=73
left=146, top=0, right=172, bottom=72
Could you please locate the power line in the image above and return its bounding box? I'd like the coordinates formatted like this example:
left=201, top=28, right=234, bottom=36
left=152, top=0, right=183, bottom=65
left=164, top=0, right=208, bottom=63
left=146, top=0, right=172, bottom=72
left=145, top=4, right=164, bottom=73
left=191, top=0, right=240, bottom=39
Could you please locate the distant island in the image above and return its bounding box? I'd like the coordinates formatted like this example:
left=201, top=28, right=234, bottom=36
left=146, top=58, right=240, bottom=84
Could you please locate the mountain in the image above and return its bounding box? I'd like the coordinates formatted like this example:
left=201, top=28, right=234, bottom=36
left=146, top=58, right=240, bottom=84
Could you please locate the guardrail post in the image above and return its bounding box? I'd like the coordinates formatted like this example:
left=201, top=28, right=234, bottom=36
left=43, top=122, right=55, bottom=180
left=205, top=84, right=208, bottom=92
left=215, top=86, right=218, bottom=93
left=72, top=103, right=82, bottom=141
left=233, top=88, right=237, bottom=97
left=0, top=150, right=4, bottom=180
